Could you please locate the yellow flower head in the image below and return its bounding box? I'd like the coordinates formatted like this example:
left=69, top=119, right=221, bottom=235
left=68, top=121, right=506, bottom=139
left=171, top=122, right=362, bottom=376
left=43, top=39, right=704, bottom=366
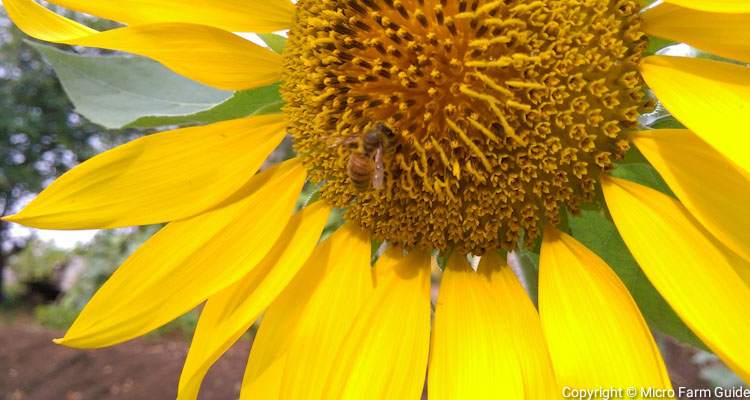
left=284, top=0, right=648, bottom=252
left=2, top=0, right=750, bottom=398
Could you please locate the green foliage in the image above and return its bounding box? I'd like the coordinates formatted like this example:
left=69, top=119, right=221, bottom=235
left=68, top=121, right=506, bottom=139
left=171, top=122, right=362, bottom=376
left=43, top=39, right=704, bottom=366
left=611, top=162, right=673, bottom=195
left=0, top=26, right=100, bottom=213
left=25, top=227, right=201, bottom=336
left=29, top=42, right=232, bottom=129
left=8, top=237, right=67, bottom=282
left=30, top=39, right=286, bottom=130
left=131, top=83, right=284, bottom=128
left=34, top=301, right=81, bottom=330
left=259, top=33, right=287, bottom=54
left=612, top=147, right=673, bottom=196
left=568, top=208, right=707, bottom=350
left=0, top=12, right=115, bottom=300
left=611, top=162, right=672, bottom=195
left=645, top=36, right=676, bottom=57
left=649, top=116, right=685, bottom=130
left=30, top=229, right=148, bottom=328
left=23, top=224, right=196, bottom=333
left=515, top=247, right=540, bottom=305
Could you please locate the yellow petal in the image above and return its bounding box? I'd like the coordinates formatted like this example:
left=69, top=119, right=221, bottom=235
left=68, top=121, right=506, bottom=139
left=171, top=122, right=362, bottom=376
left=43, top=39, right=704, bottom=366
left=278, top=230, right=375, bottom=400
left=634, top=130, right=750, bottom=263
left=640, top=56, right=750, bottom=174
left=718, top=243, right=750, bottom=290
left=321, top=247, right=431, bottom=400
left=240, top=224, right=373, bottom=400
left=4, top=0, right=281, bottom=90
left=429, top=252, right=557, bottom=400
left=662, top=0, right=750, bottom=13
left=177, top=201, right=331, bottom=400
left=539, top=229, right=671, bottom=392
left=54, top=160, right=306, bottom=348
left=603, top=177, right=750, bottom=382
left=46, top=0, right=294, bottom=33
left=643, top=3, right=750, bottom=64
left=4, top=115, right=286, bottom=229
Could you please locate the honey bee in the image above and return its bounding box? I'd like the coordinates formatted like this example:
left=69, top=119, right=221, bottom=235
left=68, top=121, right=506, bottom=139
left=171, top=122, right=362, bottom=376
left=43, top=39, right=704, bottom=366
left=331, top=122, right=396, bottom=191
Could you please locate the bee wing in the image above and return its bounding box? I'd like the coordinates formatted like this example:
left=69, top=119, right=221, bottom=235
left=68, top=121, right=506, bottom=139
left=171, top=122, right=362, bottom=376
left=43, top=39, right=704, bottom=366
left=327, top=135, right=359, bottom=148
left=372, top=146, right=385, bottom=190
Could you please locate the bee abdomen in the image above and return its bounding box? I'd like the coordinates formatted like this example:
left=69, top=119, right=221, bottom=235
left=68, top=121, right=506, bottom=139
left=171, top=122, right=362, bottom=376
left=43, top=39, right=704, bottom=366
left=348, top=153, right=374, bottom=191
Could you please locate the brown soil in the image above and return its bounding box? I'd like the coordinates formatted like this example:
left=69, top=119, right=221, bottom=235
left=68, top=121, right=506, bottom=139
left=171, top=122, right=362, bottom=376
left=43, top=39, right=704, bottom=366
left=1, top=320, right=251, bottom=400
left=0, top=318, right=724, bottom=400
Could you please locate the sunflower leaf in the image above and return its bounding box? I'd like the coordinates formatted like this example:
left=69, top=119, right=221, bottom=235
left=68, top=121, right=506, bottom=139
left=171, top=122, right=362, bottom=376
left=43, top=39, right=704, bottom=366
left=612, top=147, right=674, bottom=195
left=28, top=41, right=232, bottom=129
left=259, top=33, right=287, bottom=54
left=515, top=249, right=539, bottom=305
left=568, top=209, right=708, bottom=351
left=130, top=83, right=284, bottom=128
left=649, top=116, right=685, bottom=130
left=645, top=36, right=676, bottom=57
left=611, top=162, right=673, bottom=196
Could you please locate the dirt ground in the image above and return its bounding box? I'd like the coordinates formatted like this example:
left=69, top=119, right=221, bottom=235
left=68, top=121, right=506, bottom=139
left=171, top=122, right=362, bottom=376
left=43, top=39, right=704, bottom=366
left=0, top=318, right=725, bottom=400
left=0, top=320, right=251, bottom=400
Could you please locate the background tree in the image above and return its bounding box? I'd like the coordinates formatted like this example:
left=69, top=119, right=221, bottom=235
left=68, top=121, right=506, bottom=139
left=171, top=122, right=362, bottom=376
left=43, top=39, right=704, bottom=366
left=0, top=10, right=105, bottom=301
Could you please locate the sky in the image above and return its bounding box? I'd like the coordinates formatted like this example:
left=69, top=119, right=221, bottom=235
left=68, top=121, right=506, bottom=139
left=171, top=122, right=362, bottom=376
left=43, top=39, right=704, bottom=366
left=11, top=225, right=100, bottom=249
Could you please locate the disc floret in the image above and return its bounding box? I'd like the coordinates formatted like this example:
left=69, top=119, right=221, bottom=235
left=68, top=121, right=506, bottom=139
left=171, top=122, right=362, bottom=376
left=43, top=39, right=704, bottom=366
left=283, top=0, right=648, bottom=253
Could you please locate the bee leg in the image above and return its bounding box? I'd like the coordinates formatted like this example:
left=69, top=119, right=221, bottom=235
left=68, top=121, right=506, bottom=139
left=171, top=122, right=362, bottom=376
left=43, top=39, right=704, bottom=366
left=372, top=146, right=385, bottom=190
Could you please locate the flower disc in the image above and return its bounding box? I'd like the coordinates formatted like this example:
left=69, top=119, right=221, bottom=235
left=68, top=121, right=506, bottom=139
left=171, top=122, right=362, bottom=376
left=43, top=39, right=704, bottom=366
left=283, top=0, right=649, bottom=253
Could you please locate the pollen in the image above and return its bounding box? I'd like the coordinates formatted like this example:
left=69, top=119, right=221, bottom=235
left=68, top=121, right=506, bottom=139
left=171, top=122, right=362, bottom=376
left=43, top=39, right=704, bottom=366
left=283, top=0, right=649, bottom=253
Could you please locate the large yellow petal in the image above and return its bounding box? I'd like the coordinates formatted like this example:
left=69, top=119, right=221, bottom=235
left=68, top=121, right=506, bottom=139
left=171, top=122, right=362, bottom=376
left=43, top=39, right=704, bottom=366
left=643, top=3, right=750, bottom=64
left=4, top=115, right=286, bottom=229
left=46, top=0, right=294, bottom=33
left=634, top=130, right=750, bottom=263
left=429, top=252, right=557, bottom=400
left=278, top=230, right=375, bottom=400
left=54, top=160, right=306, bottom=348
left=177, top=202, right=331, bottom=400
left=718, top=242, right=750, bottom=290
left=640, top=56, right=750, bottom=174
left=322, top=247, right=431, bottom=400
left=603, top=177, right=750, bottom=382
left=240, top=224, right=373, bottom=400
left=539, top=229, right=671, bottom=393
left=662, top=0, right=750, bottom=13
left=4, top=0, right=281, bottom=90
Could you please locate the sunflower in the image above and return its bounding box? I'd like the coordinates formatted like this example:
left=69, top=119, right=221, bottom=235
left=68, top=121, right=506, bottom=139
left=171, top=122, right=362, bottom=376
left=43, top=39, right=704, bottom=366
left=3, top=0, right=750, bottom=397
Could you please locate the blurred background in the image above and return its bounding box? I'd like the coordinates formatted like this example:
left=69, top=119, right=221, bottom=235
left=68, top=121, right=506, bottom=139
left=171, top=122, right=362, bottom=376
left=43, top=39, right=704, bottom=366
left=0, top=7, right=260, bottom=398
left=0, top=6, right=745, bottom=400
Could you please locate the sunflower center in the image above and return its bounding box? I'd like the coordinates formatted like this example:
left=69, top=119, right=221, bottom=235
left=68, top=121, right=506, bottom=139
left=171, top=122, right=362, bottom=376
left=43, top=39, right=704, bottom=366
left=283, top=0, right=648, bottom=253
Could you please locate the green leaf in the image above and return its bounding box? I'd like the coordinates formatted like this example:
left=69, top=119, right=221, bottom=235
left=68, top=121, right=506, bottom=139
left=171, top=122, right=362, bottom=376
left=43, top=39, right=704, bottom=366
left=612, top=147, right=674, bottom=196
left=568, top=209, right=707, bottom=350
left=129, top=83, right=284, bottom=128
left=645, top=36, right=676, bottom=57
left=649, top=116, right=685, bottom=130
left=29, top=41, right=231, bottom=129
left=611, top=162, right=673, bottom=196
left=434, top=251, right=449, bottom=271
left=259, top=33, right=287, bottom=54
left=515, top=248, right=539, bottom=305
